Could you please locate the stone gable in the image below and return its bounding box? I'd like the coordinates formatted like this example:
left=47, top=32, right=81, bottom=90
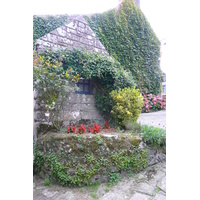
left=35, top=15, right=109, bottom=56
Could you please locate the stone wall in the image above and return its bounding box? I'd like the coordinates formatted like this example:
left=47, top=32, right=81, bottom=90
left=63, top=93, right=104, bottom=126
left=34, top=132, right=166, bottom=185
left=35, top=15, right=109, bottom=56
left=34, top=91, right=104, bottom=135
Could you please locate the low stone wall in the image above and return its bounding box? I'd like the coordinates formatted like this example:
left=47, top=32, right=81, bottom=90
left=34, top=132, right=166, bottom=186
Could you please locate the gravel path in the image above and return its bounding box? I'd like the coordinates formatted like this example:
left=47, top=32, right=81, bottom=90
left=137, top=110, right=166, bottom=129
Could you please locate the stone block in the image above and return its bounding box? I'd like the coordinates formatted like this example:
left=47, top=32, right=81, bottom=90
left=152, top=194, right=166, bottom=200
left=130, top=193, right=150, bottom=200
left=78, top=22, right=85, bottom=28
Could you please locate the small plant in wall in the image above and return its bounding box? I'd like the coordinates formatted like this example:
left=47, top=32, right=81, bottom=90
left=33, top=50, right=79, bottom=131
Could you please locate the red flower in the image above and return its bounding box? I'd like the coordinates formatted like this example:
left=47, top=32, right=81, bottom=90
left=104, top=120, right=110, bottom=129
left=71, top=125, right=76, bottom=133
left=67, top=126, right=70, bottom=133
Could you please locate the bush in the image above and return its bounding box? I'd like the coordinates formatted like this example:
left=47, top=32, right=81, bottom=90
left=110, top=87, right=143, bottom=127
left=142, top=94, right=166, bottom=113
left=33, top=50, right=79, bottom=131
left=141, top=125, right=166, bottom=148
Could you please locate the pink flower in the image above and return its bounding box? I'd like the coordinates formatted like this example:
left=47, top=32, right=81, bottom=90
left=146, top=105, right=148, bottom=109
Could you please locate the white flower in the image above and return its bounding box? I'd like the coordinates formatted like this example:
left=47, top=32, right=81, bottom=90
left=45, top=113, right=50, bottom=117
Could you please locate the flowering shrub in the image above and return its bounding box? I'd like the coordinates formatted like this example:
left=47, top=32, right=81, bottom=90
left=142, top=94, right=166, bottom=113
left=33, top=50, right=79, bottom=131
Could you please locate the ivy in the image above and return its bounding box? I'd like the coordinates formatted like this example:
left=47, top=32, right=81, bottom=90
left=39, top=48, right=135, bottom=119
left=84, top=0, right=162, bottom=94
left=33, top=15, right=68, bottom=48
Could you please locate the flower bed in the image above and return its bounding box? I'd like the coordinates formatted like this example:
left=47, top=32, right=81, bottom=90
left=66, top=121, right=117, bottom=135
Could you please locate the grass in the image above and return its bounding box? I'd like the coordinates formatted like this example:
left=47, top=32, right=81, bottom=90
left=44, top=178, right=50, bottom=186
left=105, top=187, right=109, bottom=193
left=141, top=125, right=166, bottom=148
left=87, top=182, right=100, bottom=191
left=91, top=193, right=98, bottom=199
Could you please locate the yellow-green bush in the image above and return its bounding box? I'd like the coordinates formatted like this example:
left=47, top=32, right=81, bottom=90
left=110, top=87, right=143, bottom=127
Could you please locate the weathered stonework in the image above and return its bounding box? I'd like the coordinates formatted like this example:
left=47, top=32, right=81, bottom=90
left=64, top=93, right=104, bottom=126
left=34, top=132, right=166, bottom=185
left=34, top=15, right=109, bottom=137
left=34, top=91, right=104, bottom=135
left=35, top=15, right=109, bottom=56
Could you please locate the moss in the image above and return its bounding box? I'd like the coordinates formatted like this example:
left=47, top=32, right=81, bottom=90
left=131, top=138, right=141, bottom=148
left=34, top=133, right=150, bottom=187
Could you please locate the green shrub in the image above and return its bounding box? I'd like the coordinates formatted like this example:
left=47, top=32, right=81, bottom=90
left=141, top=125, right=166, bottom=148
left=110, top=87, right=143, bottom=127
left=33, top=50, right=79, bottom=131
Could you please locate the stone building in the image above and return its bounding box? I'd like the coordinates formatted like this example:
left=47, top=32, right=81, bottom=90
left=34, top=15, right=110, bottom=139
left=33, top=1, right=141, bottom=140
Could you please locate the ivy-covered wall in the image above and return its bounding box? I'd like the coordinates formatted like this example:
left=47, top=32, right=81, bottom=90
left=34, top=132, right=166, bottom=186
left=39, top=49, right=135, bottom=119
left=33, top=15, right=68, bottom=48
left=85, top=0, right=162, bottom=94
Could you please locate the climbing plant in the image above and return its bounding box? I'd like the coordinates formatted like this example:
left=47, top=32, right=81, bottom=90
left=38, top=48, right=135, bottom=119
left=84, top=0, right=162, bottom=94
left=33, top=15, right=68, bottom=48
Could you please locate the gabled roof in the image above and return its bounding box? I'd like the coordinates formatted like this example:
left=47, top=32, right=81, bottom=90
left=35, top=15, right=109, bottom=56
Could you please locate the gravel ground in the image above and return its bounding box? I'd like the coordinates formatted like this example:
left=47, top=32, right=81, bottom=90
left=137, top=110, right=166, bottom=129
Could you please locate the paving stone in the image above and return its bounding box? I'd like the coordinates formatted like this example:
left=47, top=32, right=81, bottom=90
left=100, top=192, right=125, bottom=200
left=41, top=189, right=58, bottom=198
left=157, top=176, right=166, bottom=193
left=132, top=182, right=155, bottom=195
left=152, top=194, right=166, bottom=200
left=129, top=193, right=150, bottom=200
